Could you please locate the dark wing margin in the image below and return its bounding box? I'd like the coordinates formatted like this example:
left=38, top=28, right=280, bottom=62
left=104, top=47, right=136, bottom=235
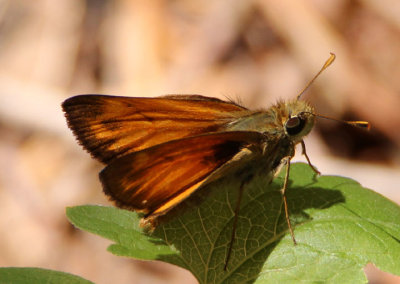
left=99, top=131, right=265, bottom=217
left=62, top=94, right=248, bottom=164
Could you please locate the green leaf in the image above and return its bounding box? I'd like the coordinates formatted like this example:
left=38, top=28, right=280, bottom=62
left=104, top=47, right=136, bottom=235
left=66, top=203, right=179, bottom=263
left=66, top=163, right=400, bottom=284
left=0, top=267, right=93, bottom=284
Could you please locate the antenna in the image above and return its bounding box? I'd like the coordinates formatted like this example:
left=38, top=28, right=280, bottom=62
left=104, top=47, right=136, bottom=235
left=297, top=53, right=336, bottom=100
left=303, top=111, right=371, bottom=130
left=297, top=53, right=370, bottom=129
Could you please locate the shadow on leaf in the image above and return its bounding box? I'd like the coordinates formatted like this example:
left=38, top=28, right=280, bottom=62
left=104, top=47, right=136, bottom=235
left=148, top=163, right=345, bottom=284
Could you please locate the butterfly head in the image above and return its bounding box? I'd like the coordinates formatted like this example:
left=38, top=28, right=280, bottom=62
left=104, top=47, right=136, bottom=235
left=276, top=53, right=369, bottom=143
left=277, top=99, right=316, bottom=143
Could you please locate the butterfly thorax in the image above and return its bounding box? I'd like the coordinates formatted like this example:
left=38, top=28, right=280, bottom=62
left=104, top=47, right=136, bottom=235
left=226, top=99, right=315, bottom=145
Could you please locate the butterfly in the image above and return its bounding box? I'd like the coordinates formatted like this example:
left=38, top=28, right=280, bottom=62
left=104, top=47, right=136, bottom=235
left=62, top=53, right=369, bottom=270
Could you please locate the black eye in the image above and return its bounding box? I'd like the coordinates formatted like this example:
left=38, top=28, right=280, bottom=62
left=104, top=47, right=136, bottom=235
left=286, top=116, right=306, bottom=135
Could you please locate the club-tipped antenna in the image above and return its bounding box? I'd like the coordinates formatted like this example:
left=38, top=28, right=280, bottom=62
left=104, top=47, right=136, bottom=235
left=303, top=111, right=371, bottom=130
left=297, top=53, right=336, bottom=100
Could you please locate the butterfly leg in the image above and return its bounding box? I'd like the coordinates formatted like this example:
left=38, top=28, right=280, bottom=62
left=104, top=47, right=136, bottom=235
left=281, top=156, right=297, bottom=245
left=301, top=140, right=320, bottom=175
left=224, top=180, right=247, bottom=271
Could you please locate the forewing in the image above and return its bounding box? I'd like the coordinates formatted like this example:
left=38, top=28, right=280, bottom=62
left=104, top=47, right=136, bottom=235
left=62, top=94, right=248, bottom=163
left=99, top=131, right=265, bottom=216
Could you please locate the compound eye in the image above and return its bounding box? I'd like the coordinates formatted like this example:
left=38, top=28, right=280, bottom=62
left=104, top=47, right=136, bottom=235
left=286, top=116, right=306, bottom=135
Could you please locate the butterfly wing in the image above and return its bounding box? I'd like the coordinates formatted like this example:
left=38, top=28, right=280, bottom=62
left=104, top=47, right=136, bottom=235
left=99, top=131, right=266, bottom=217
left=62, top=94, right=248, bottom=163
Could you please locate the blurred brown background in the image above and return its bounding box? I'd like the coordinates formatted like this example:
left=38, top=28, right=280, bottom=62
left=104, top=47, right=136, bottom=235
left=0, top=0, right=399, bottom=283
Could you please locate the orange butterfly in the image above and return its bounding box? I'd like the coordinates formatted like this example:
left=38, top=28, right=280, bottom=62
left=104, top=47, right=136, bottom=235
left=62, top=54, right=369, bottom=270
